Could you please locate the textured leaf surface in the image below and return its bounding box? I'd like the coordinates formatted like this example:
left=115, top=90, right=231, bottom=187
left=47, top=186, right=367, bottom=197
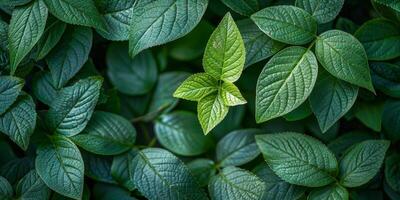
left=374, top=0, right=400, bottom=12
left=220, top=0, right=259, bottom=16
left=46, top=76, right=103, bottom=136
left=203, top=13, right=245, bottom=82
left=251, top=5, right=317, bottom=45
left=216, top=129, right=261, bottom=167
left=0, top=76, right=24, bottom=115
left=309, top=70, right=358, bottom=132
left=35, top=19, right=66, bottom=60
left=315, top=30, right=374, bottom=92
left=46, top=26, right=93, bottom=88
left=71, top=111, right=136, bottom=155
left=256, top=132, right=337, bottom=187
left=220, top=82, right=246, bottom=106
left=129, top=0, right=208, bottom=57
left=355, top=18, right=400, bottom=61
left=209, top=166, right=265, bottom=200
left=111, top=149, right=138, bottom=191
left=173, top=73, right=218, bottom=101
left=187, top=159, right=216, bottom=187
left=8, top=0, right=47, bottom=74
left=296, top=0, right=344, bottom=23
left=256, top=46, right=318, bottom=123
left=370, top=62, right=400, bottom=98
left=155, top=111, right=212, bottom=156
left=198, top=93, right=229, bottom=134
left=82, top=152, right=115, bottom=184
left=131, top=148, right=207, bottom=200
left=382, top=100, right=400, bottom=141
left=16, top=170, right=50, bottom=200
left=339, top=140, right=390, bottom=187
left=36, top=135, right=84, bottom=200
left=385, top=153, right=400, bottom=193
left=308, top=184, right=348, bottom=200
left=0, top=157, right=34, bottom=185
left=0, top=95, right=36, bottom=150
left=0, top=176, right=12, bottom=200
left=32, top=71, right=58, bottom=106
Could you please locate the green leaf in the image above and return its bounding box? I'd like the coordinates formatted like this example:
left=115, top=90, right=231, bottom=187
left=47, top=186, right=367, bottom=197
left=355, top=18, right=400, bottom=61
left=187, top=159, right=216, bottom=187
left=0, top=157, right=34, bottom=185
left=335, top=17, right=358, bottom=34
left=93, top=183, right=136, bottom=200
left=216, top=129, right=261, bottom=167
left=35, top=18, right=66, bottom=60
left=173, top=73, right=218, bottom=101
left=8, top=0, right=48, bottom=74
left=32, top=71, right=58, bottom=106
left=251, top=5, right=317, bottom=45
left=308, top=183, right=349, bottom=200
left=0, top=76, right=24, bottom=115
left=0, top=19, right=8, bottom=50
left=111, top=149, right=138, bottom=191
left=220, top=0, right=259, bottom=16
left=203, top=13, right=245, bottom=82
left=46, top=26, right=93, bottom=89
left=131, top=148, right=208, bottom=200
left=0, top=176, right=13, bottom=200
left=283, top=101, right=312, bottom=121
left=370, top=62, right=400, bottom=98
left=208, top=166, right=265, bottom=200
left=198, top=92, right=229, bottom=134
left=315, top=30, right=374, bottom=92
left=385, top=153, right=400, bottom=193
left=71, top=111, right=136, bottom=155
left=309, top=70, right=358, bottom=132
left=16, top=170, right=50, bottom=200
left=0, top=94, right=36, bottom=150
left=295, top=0, right=344, bottom=24
left=339, top=140, right=390, bottom=187
left=43, top=0, right=106, bottom=30
left=82, top=151, right=115, bottom=184
left=253, top=163, right=305, bottom=200
left=36, top=135, right=84, bottom=200
left=382, top=100, right=400, bottom=141
left=354, top=102, right=384, bottom=132
left=256, top=46, right=318, bottom=123
left=328, top=131, right=376, bottom=158
left=129, top=0, right=208, bottom=57
left=107, top=42, right=157, bottom=95
left=237, top=19, right=285, bottom=68
left=46, top=76, right=103, bottom=137
left=154, top=111, right=213, bottom=156
left=373, top=0, right=400, bottom=12
left=256, top=132, right=338, bottom=187
left=220, top=82, right=246, bottom=106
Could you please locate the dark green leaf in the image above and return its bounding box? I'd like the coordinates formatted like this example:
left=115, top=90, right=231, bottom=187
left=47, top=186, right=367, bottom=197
left=111, top=149, right=138, bottom=191
left=32, top=71, right=58, bottom=106
left=382, top=100, right=400, bottom=141
left=0, top=75, right=24, bottom=115
left=82, top=152, right=115, bottom=184
left=308, top=183, right=348, bottom=200
left=295, top=0, right=344, bottom=23
left=370, top=62, right=400, bottom=98
left=385, top=153, right=400, bottom=193
left=187, top=159, right=216, bottom=187
left=221, top=0, right=259, bottom=16
left=354, top=102, right=384, bottom=132
left=0, top=176, right=12, bottom=200
left=16, top=170, right=50, bottom=200
left=35, top=19, right=66, bottom=60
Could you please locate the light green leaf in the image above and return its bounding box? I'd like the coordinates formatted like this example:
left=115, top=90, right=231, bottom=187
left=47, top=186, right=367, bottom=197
left=256, top=132, right=338, bottom=187
left=370, top=62, right=400, bottom=98
left=8, top=0, right=48, bottom=74
left=0, top=94, right=36, bottom=150
left=0, top=176, right=13, bottom=200
left=0, top=76, right=24, bottom=115
left=155, top=111, right=213, bottom=156
left=339, top=140, right=390, bottom=187
left=132, top=148, right=208, bottom=200
left=0, top=157, right=34, bottom=185
left=173, top=73, right=218, bottom=101
left=187, top=159, right=216, bottom=187
left=256, top=46, right=318, bottom=123
left=36, top=135, right=84, bottom=200
left=107, top=42, right=157, bottom=95
left=71, top=111, right=136, bottom=155
left=220, top=0, right=259, bottom=16
left=203, top=12, right=245, bottom=82
left=309, top=70, right=358, bottom=133
left=129, top=0, right=208, bottom=57
left=209, top=166, right=265, bottom=200
left=220, top=82, right=246, bottom=106
left=35, top=18, right=66, bottom=60
left=355, top=18, right=400, bottom=61
left=111, top=149, right=138, bottom=191
left=251, top=5, right=317, bottom=45
left=216, top=129, right=261, bottom=167
left=46, top=76, right=103, bottom=137
left=295, top=0, right=344, bottom=24
left=382, top=100, right=400, bottom=141
left=385, top=153, right=400, bottom=193
left=198, top=93, right=229, bottom=134
left=315, top=30, right=374, bottom=92
left=354, top=102, right=384, bottom=132
left=43, top=0, right=106, bottom=30
left=16, top=170, right=50, bottom=200
left=46, top=26, right=93, bottom=89
left=32, top=71, right=58, bottom=106
left=308, top=184, right=349, bottom=200
left=237, top=19, right=285, bottom=68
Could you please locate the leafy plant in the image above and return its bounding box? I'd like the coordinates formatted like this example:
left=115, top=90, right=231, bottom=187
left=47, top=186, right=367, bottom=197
left=0, top=0, right=399, bottom=199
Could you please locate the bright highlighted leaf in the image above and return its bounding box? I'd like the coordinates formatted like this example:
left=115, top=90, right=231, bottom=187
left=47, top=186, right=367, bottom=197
left=173, top=73, right=218, bottom=101
left=220, top=82, right=246, bottom=106
left=198, top=93, right=229, bottom=134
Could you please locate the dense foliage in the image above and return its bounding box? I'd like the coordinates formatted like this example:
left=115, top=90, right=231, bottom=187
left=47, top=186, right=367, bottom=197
left=0, top=0, right=399, bottom=200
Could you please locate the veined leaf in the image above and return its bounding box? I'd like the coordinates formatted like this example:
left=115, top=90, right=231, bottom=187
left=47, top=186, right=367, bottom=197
left=0, top=157, right=34, bottom=185
left=16, top=170, right=50, bottom=200
left=220, top=0, right=259, bottom=16
left=46, top=26, right=93, bottom=89
left=251, top=5, right=317, bottom=45
left=111, top=149, right=138, bottom=191
left=173, top=73, right=218, bottom=101
left=308, top=184, right=349, bottom=200
left=129, top=0, right=208, bottom=57
left=81, top=151, right=115, bottom=184
left=374, top=0, right=400, bottom=12
left=71, top=111, right=136, bottom=155
left=131, top=148, right=208, bottom=200
left=203, top=12, right=245, bottom=83
left=46, top=76, right=103, bottom=137
left=35, top=135, right=84, bottom=200
left=0, top=76, right=24, bottom=115
left=209, top=166, right=265, bottom=200
left=315, top=30, right=374, bottom=92
left=0, top=176, right=13, bottom=200
left=8, top=0, right=48, bottom=74
left=339, top=140, right=390, bottom=187
left=93, top=183, right=135, bottom=200
left=32, top=71, right=58, bottom=106
left=256, top=132, right=338, bottom=187
left=256, top=46, right=318, bottom=123
left=198, top=92, right=229, bottom=134
left=187, top=159, right=216, bottom=187
left=220, top=82, right=246, bottom=106
left=0, top=95, right=36, bottom=150
left=295, top=0, right=344, bottom=24
left=35, top=18, right=66, bottom=60
left=370, top=62, right=400, bottom=98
